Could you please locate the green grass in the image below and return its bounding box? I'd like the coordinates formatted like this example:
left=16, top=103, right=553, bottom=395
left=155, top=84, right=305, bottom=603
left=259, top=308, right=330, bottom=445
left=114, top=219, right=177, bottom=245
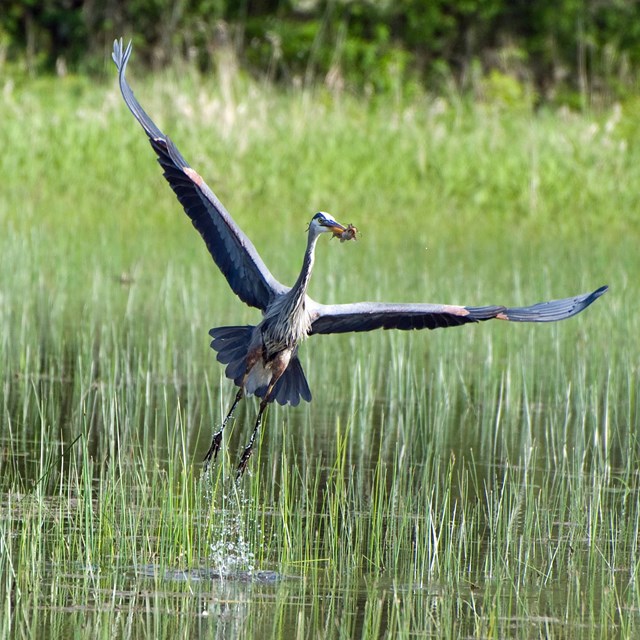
left=0, top=66, right=638, bottom=638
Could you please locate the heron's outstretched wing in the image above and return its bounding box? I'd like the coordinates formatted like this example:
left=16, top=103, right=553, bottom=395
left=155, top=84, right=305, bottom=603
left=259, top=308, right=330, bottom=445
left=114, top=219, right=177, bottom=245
left=310, top=286, right=608, bottom=335
left=112, top=39, right=286, bottom=310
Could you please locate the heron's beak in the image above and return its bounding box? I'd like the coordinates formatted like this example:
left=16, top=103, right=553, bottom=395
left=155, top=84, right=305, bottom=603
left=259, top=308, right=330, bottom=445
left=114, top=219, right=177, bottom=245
left=325, top=222, right=347, bottom=236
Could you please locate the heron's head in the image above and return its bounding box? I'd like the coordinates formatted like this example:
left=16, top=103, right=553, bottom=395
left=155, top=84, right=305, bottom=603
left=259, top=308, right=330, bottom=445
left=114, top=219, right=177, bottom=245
left=308, top=211, right=347, bottom=238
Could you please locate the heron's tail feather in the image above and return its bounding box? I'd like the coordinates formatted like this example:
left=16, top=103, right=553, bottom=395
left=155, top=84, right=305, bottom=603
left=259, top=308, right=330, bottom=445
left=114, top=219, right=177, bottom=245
left=270, top=356, right=312, bottom=406
left=209, top=325, right=254, bottom=385
left=209, top=326, right=312, bottom=407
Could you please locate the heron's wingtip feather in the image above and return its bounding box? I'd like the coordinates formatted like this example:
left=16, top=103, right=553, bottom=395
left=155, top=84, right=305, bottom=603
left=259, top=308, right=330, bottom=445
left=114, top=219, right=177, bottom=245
left=502, top=285, right=608, bottom=322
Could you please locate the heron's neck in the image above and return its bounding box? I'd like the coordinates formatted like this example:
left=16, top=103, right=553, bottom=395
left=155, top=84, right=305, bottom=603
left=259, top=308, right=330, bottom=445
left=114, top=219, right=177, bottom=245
left=262, top=232, right=319, bottom=346
left=289, top=232, right=319, bottom=307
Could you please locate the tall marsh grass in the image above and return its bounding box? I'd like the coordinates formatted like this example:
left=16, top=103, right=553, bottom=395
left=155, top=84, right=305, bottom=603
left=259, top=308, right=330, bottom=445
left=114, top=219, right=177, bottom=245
left=0, top=68, right=637, bottom=637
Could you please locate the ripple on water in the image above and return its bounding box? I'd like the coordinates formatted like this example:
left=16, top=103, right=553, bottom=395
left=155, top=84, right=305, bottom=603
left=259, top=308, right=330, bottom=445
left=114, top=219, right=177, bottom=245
left=138, top=565, right=283, bottom=583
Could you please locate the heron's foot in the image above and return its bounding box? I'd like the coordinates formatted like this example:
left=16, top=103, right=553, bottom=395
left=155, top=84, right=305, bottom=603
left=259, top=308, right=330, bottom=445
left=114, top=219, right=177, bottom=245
left=235, top=444, right=254, bottom=481
left=203, top=430, right=224, bottom=469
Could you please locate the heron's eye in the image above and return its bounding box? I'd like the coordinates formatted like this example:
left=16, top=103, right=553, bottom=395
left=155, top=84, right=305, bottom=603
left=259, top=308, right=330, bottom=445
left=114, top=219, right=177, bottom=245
left=310, top=211, right=335, bottom=227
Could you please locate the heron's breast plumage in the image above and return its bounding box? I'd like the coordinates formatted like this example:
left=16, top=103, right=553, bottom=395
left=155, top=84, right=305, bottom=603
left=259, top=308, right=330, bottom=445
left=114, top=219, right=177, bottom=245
left=260, top=293, right=312, bottom=356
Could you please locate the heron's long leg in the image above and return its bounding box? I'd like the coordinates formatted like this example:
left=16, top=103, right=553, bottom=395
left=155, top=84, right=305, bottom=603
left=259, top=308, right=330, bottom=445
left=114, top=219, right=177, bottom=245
left=204, top=388, right=244, bottom=467
left=236, top=396, right=270, bottom=480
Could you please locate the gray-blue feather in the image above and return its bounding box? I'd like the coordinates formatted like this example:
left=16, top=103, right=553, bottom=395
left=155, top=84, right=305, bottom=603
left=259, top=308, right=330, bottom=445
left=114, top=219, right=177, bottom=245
left=209, top=326, right=311, bottom=406
left=113, top=38, right=285, bottom=311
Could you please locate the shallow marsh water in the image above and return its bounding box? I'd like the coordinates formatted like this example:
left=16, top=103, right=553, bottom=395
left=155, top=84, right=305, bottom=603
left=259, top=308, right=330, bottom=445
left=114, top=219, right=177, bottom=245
left=2, top=369, right=639, bottom=639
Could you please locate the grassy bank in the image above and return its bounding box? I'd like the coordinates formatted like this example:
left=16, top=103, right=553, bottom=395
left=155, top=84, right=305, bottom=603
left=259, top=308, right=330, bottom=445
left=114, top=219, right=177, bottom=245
left=0, top=69, right=637, bottom=637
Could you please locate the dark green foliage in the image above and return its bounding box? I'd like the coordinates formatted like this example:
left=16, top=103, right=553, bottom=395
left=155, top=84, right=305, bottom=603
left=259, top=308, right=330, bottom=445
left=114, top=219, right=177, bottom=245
left=1, top=0, right=88, bottom=72
left=2, top=0, right=640, bottom=100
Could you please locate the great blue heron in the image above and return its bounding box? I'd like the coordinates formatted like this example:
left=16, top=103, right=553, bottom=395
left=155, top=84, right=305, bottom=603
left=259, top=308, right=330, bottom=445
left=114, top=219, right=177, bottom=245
left=112, top=39, right=607, bottom=477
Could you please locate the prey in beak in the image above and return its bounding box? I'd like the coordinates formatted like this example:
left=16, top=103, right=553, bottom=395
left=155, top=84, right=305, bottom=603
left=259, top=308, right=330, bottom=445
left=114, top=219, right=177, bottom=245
left=333, top=223, right=358, bottom=242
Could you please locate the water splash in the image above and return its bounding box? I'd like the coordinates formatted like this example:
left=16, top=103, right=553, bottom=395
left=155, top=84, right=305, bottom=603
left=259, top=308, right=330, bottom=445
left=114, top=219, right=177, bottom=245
left=209, top=525, right=255, bottom=577
left=208, top=483, right=259, bottom=579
